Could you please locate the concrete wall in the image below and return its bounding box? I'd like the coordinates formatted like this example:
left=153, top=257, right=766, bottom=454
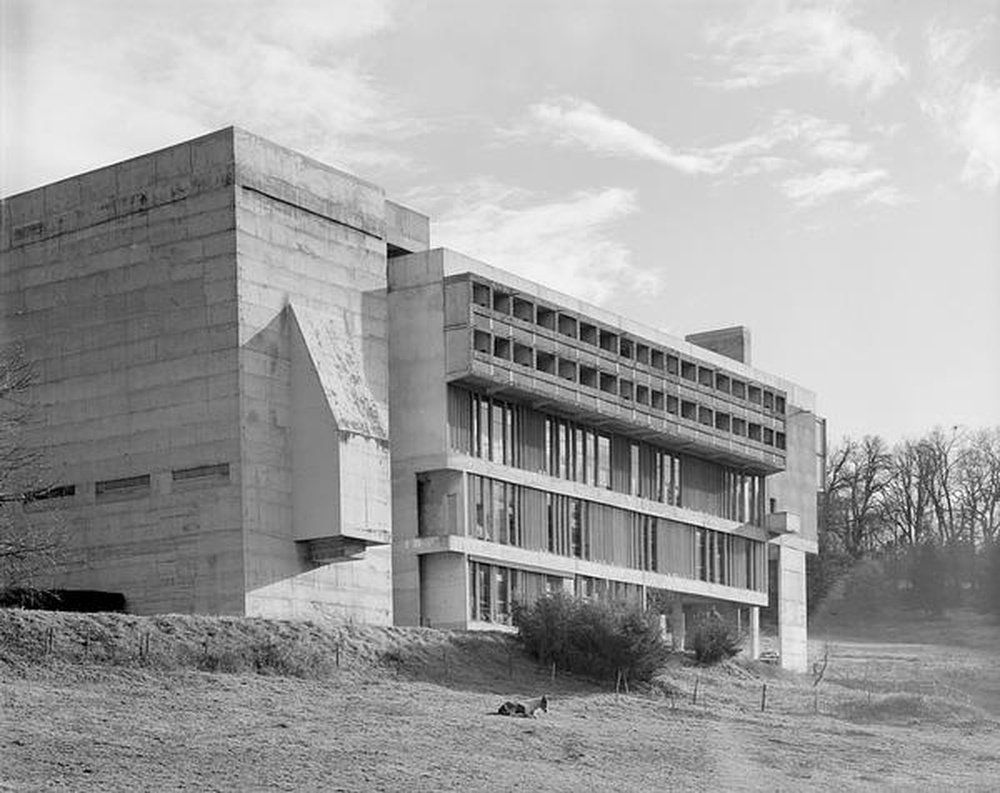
left=0, top=129, right=245, bottom=614
left=386, top=249, right=451, bottom=625
left=232, top=129, right=393, bottom=623
left=419, top=553, right=468, bottom=629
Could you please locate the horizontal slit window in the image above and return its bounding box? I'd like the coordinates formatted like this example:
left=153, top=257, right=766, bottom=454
left=25, top=484, right=76, bottom=502
left=173, top=463, right=230, bottom=482
left=96, top=475, right=150, bottom=498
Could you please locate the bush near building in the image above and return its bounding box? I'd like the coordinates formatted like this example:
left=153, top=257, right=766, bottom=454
left=512, top=593, right=670, bottom=685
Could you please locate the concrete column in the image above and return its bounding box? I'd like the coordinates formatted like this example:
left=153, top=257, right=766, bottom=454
left=749, top=606, right=760, bottom=661
left=777, top=543, right=808, bottom=673
left=670, top=602, right=686, bottom=652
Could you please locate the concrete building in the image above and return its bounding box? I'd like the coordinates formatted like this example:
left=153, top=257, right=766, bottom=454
left=0, top=128, right=822, bottom=669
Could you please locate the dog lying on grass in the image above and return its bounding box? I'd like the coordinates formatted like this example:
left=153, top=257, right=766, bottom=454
left=492, top=695, right=548, bottom=718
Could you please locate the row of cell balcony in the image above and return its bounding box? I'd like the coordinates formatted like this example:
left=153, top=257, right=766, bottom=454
left=462, top=276, right=786, bottom=415
left=468, top=327, right=786, bottom=453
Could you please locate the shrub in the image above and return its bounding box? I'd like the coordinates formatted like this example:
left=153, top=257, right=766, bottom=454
left=690, top=612, right=742, bottom=665
left=512, top=593, right=669, bottom=684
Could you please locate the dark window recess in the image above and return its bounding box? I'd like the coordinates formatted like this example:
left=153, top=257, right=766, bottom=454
left=473, top=330, right=491, bottom=353
left=580, top=365, right=598, bottom=388
left=698, top=367, right=714, bottom=387
left=666, top=355, right=679, bottom=375
left=493, top=337, right=511, bottom=360
left=650, top=349, right=665, bottom=370
left=667, top=395, right=679, bottom=414
left=493, top=291, right=511, bottom=314
left=513, top=297, right=534, bottom=322
left=536, top=351, right=556, bottom=374
left=173, top=463, right=230, bottom=482
left=651, top=390, right=665, bottom=410
left=619, top=338, right=633, bottom=359
left=681, top=361, right=696, bottom=381
left=579, top=323, right=598, bottom=345
left=775, top=395, right=786, bottom=414
left=599, top=330, right=618, bottom=354
left=536, top=306, right=556, bottom=330
left=25, top=484, right=76, bottom=502
left=472, top=282, right=491, bottom=307
left=681, top=401, right=697, bottom=420
left=96, top=475, right=151, bottom=497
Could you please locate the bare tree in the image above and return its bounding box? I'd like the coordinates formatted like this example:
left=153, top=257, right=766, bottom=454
left=826, top=436, right=893, bottom=558
left=0, top=345, right=64, bottom=590
left=882, top=438, right=936, bottom=547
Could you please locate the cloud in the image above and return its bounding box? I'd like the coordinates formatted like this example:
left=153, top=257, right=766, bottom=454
left=408, top=179, right=654, bottom=304
left=1, top=0, right=407, bottom=193
left=517, top=97, right=719, bottom=174
left=921, top=22, right=1000, bottom=190
left=706, top=1, right=908, bottom=98
left=780, top=167, right=890, bottom=207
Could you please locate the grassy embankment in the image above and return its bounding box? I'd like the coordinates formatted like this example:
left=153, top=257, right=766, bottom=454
left=2, top=607, right=999, bottom=791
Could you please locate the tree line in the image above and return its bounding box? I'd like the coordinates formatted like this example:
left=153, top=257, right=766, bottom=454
left=813, top=426, right=1000, bottom=615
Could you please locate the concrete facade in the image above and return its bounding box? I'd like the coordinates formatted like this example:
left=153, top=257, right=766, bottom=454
left=1, top=128, right=821, bottom=670
left=0, top=128, right=428, bottom=623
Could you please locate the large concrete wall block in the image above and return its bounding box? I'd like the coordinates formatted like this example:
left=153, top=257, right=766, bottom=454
left=232, top=128, right=386, bottom=242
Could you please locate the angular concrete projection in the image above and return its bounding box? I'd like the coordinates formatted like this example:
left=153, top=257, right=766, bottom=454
left=289, top=305, right=390, bottom=553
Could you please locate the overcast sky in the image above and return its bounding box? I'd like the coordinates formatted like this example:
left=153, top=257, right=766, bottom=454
left=2, top=0, right=998, bottom=444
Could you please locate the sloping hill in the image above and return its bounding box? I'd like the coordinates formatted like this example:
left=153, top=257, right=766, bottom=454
left=2, top=608, right=999, bottom=791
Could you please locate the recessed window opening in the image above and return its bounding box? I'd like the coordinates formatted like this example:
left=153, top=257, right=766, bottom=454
left=650, top=349, right=665, bottom=370
left=667, top=395, right=679, bottom=414
left=716, top=374, right=730, bottom=393
left=732, top=417, right=746, bottom=436
left=748, top=385, right=762, bottom=404
left=681, top=361, right=696, bottom=381
left=619, top=379, right=634, bottom=401
left=472, top=282, right=491, bottom=307
left=666, top=355, right=679, bottom=375
left=535, top=350, right=556, bottom=374
left=557, top=314, right=578, bottom=338
left=580, top=365, right=598, bottom=388
left=731, top=380, right=746, bottom=399
left=715, top=413, right=731, bottom=432
left=513, top=343, right=533, bottom=366
left=775, top=395, right=786, bottom=414
left=681, top=400, right=697, bottom=420
left=776, top=432, right=786, bottom=450
left=493, top=337, right=511, bottom=360
left=619, top=338, right=633, bottom=359
left=763, top=391, right=774, bottom=410
left=763, top=427, right=775, bottom=446
left=599, top=330, right=618, bottom=354
left=536, top=306, right=556, bottom=330
left=473, top=330, right=491, bottom=353
left=748, top=423, right=762, bottom=441
left=599, top=372, right=617, bottom=394
left=579, top=323, right=598, bottom=345
left=698, top=406, right=714, bottom=426
left=512, top=297, right=534, bottom=322
left=651, top=390, right=665, bottom=410
left=636, top=344, right=650, bottom=365
left=698, top=367, right=714, bottom=387
left=493, top=291, right=511, bottom=314
left=558, top=358, right=577, bottom=381
left=635, top=384, right=650, bottom=405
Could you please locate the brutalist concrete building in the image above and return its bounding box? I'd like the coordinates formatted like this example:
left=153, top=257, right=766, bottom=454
left=0, top=128, right=823, bottom=670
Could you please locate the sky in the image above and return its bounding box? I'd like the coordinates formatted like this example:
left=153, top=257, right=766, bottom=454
left=2, top=0, right=998, bottom=445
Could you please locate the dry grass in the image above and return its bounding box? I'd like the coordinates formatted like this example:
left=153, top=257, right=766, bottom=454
left=2, top=608, right=999, bottom=791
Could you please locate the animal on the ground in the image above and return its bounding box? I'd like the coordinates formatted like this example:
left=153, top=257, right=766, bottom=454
left=492, top=695, right=548, bottom=718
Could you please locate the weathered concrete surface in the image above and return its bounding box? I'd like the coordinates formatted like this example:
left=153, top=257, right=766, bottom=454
left=0, top=128, right=244, bottom=615
left=232, top=129, right=393, bottom=623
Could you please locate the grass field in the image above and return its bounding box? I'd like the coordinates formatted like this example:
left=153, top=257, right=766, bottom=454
left=2, top=607, right=999, bottom=791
